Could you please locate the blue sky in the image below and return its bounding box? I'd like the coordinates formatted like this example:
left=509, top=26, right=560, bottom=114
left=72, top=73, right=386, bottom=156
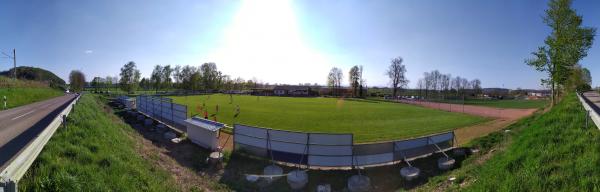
left=0, top=0, right=598, bottom=89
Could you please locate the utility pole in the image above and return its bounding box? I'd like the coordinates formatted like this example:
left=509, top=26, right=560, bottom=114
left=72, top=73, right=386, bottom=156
left=1, top=49, right=16, bottom=80
left=12, top=49, right=16, bottom=80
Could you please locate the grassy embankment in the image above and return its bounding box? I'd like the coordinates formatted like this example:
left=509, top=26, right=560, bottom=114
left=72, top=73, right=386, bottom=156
left=417, top=93, right=598, bottom=191
left=19, top=94, right=176, bottom=191
left=171, top=94, right=488, bottom=143
left=0, top=76, right=63, bottom=109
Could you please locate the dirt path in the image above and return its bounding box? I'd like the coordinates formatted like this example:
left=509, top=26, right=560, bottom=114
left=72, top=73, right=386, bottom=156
left=454, top=119, right=515, bottom=145
left=217, top=131, right=234, bottom=151
left=397, top=99, right=537, bottom=119
left=396, top=99, right=537, bottom=145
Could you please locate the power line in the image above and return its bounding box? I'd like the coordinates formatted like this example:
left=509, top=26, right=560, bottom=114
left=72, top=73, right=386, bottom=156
left=0, top=49, right=16, bottom=80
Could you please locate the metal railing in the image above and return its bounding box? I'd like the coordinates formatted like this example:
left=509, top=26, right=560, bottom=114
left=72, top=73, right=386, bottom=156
left=577, top=92, right=600, bottom=129
left=0, top=95, right=80, bottom=192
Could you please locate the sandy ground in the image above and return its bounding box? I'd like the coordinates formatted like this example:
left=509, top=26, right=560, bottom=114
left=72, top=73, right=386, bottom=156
left=217, top=131, right=234, bottom=151
left=396, top=99, right=538, bottom=145
left=454, top=119, right=515, bottom=145
left=397, top=99, right=537, bottom=119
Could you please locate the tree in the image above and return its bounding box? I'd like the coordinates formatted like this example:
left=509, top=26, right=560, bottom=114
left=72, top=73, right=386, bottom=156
left=139, top=78, right=149, bottom=91
left=327, top=70, right=336, bottom=96
left=173, top=65, right=182, bottom=86
left=441, top=74, right=451, bottom=98
left=91, top=77, right=103, bottom=92
left=417, top=79, right=424, bottom=98
left=452, top=76, right=461, bottom=96
left=358, top=66, right=365, bottom=97
left=582, top=67, right=592, bottom=86
left=162, top=65, right=173, bottom=90
left=386, top=57, right=408, bottom=97
left=349, top=66, right=361, bottom=97
left=526, top=0, right=596, bottom=105
left=105, top=75, right=113, bottom=92
left=119, top=61, right=140, bottom=93
left=190, top=71, right=202, bottom=91
left=471, top=79, right=482, bottom=95
left=327, top=67, right=343, bottom=96
left=150, top=65, right=163, bottom=93
left=200, top=62, right=220, bottom=90
left=180, top=65, right=199, bottom=90
left=69, top=70, right=86, bottom=92
left=568, top=65, right=592, bottom=91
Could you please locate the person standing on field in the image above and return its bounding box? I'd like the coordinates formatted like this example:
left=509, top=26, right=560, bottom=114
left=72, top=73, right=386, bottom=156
left=3, top=96, right=6, bottom=110
left=234, top=105, right=240, bottom=118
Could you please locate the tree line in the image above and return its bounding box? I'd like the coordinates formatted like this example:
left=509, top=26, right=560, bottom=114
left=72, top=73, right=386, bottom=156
left=326, top=57, right=410, bottom=98
left=116, top=61, right=269, bottom=94
left=326, top=56, right=480, bottom=99
left=416, top=70, right=481, bottom=99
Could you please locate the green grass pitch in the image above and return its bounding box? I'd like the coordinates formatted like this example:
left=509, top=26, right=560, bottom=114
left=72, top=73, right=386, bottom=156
left=171, top=94, right=489, bottom=143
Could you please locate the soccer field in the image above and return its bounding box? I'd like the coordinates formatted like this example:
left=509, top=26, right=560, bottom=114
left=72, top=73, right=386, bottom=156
left=171, top=94, right=488, bottom=143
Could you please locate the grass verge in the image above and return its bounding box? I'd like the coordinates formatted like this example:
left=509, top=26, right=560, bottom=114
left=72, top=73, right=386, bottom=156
left=19, top=94, right=176, bottom=191
left=0, top=88, right=63, bottom=110
left=416, top=93, right=598, bottom=191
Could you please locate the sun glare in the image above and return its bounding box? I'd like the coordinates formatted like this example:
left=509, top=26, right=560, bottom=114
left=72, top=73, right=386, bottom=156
left=208, top=0, right=333, bottom=84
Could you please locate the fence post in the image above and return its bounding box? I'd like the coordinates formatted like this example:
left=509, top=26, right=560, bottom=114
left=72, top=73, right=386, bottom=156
left=306, top=133, right=311, bottom=170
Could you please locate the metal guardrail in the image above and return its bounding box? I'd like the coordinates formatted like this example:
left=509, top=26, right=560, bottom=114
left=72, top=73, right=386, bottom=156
left=577, top=92, right=600, bottom=129
left=0, top=95, right=80, bottom=192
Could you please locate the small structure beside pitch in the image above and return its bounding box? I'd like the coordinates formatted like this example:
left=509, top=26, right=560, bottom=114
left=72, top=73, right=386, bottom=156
left=184, top=117, right=225, bottom=150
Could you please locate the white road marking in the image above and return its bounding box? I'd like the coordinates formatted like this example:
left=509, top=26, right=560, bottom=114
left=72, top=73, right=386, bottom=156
left=11, top=110, right=36, bottom=121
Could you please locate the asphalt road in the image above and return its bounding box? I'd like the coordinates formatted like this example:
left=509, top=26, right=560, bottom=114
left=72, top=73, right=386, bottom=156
left=583, top=91, right=600, bottom=113
left=0, top=94, right=76, bottom=170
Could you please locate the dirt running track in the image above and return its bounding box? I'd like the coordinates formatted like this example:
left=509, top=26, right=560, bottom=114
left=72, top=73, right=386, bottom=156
left=398, top=99, right=538, bottom=145
left=398, top=99, right=536, bottom=119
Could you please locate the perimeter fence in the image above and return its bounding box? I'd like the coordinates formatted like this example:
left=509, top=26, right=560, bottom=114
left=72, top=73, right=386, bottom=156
left=233, top=124, right=454, bottom=168
left=136, top=95, right=188, bottom=131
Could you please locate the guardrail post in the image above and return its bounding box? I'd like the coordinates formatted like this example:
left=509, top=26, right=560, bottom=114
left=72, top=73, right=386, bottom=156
left=62, top=115, right=67, bottom=128
left=586, top=110, right=590, bottom=128
left=1, top=177, right=17, bottom=192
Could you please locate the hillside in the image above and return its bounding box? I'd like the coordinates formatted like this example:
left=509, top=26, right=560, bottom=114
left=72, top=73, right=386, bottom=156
left=0, top=66, right=65, bottom=89
left=0, top=76, right=63, bottom=109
